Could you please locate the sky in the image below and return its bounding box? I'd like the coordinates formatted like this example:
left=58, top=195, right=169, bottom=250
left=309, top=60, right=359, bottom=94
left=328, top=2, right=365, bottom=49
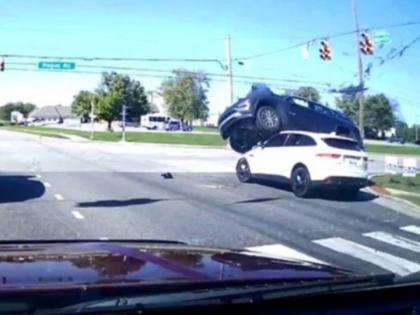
left=0, top=0, right=419, bottom=125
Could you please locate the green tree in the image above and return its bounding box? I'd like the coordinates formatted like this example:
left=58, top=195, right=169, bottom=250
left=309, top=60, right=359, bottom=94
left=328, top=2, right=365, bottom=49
left=71, top=91, right=96, bottom=122
left=161, top=70, right=209, bottom=122
left=364, top=94, right=395, bottom=137
left=293, top=86, right=321, bottom=102
left=0, top=102, right=37, bottom=121
left=335, top=93, right=395, bottom=138
left=395, top=120, right=417, bottom=142
left=335, top=94, right=359, bottom=122
left=96, top=72, right=149, bottom=130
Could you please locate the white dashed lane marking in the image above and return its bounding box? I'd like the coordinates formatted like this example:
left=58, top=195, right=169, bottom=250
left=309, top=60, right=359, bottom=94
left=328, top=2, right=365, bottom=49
left=71, top=211, right=84, bottom=220
left=36, top=174, right=42, bottom=179
left=43, top=182, right=51, bottom=188
left=99, top=237, right=109, bottom=240
left=54, top=194, right=64, bottom=201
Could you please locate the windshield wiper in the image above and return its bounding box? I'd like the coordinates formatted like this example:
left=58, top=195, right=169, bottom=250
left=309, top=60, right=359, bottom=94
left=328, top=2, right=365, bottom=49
left=32, top=274, right=394, bottom=315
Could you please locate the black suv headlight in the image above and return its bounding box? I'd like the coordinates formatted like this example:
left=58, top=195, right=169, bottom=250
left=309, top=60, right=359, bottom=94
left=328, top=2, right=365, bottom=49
left=236, top=99, right=251, bottom=112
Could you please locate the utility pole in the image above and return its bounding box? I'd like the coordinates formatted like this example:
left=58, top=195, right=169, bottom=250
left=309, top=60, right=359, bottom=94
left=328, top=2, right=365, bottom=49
left=121, top=104, right=127, bottom=142
left=352, top=0, right=365, bottom=139
left=416, top=114, right=419, bottom=142
left=225, top=34, right=234, bottom=104
left=148, top=90, right=154, bottom=104
left=90, top=99, right=95, bottom=140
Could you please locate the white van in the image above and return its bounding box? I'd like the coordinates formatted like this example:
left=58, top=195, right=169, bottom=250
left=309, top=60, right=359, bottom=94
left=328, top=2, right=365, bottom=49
left=141, top=114, right=171, bottom=130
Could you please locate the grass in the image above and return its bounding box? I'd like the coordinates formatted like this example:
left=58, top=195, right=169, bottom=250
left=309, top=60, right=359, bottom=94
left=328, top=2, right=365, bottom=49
left=1, top=126, right=68, bottom=139
left=3, top=125, right=420, bottom=152
left=365, top=144, right=420, bottom=156
left=1, top=125, right=226, bottom=146
left=372, top=174, right=420, bottom=194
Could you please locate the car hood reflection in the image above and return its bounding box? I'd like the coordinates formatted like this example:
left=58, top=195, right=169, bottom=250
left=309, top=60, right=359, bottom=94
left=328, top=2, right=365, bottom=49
left=0, top=242, right=356, bottom=290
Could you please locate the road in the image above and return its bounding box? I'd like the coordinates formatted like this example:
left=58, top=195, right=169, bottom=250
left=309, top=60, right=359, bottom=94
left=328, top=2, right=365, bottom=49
left=1, top=130, right=420, bottom=279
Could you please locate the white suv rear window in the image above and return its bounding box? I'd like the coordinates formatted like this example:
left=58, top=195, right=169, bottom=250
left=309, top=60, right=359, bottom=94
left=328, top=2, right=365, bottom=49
left=323, top=138, right=361, bottom=151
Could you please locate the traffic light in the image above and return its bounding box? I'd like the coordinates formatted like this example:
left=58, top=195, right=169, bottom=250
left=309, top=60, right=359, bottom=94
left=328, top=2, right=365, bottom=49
left=319, top=40, right=332, bottom=60
left=360, top=32, right=374, bottom=55
left=0, top=58, right=4, bottom=72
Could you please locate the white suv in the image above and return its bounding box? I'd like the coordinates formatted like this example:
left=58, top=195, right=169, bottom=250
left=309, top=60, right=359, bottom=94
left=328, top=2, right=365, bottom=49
left=235, top=131, right=368, bottom=198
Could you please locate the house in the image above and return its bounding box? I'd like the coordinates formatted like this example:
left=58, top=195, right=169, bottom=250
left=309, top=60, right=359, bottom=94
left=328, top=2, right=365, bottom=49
left=28, top=105, right=80, bottom=126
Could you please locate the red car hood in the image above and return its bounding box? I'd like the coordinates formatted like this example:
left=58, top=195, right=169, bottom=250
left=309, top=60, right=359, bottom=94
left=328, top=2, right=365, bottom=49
left=0, top=241, right=355, bottom=291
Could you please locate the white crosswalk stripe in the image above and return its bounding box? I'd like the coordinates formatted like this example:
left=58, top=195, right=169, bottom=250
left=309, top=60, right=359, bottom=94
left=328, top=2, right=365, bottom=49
left=244, top=226, right=420, bottom=277
left=313, top=237, right=420, bottom=277
left=400, top=225, right=420, bottom=236
left=364, top=231, right=420, bottom=253
left=245, top=244, right=324, bottom=264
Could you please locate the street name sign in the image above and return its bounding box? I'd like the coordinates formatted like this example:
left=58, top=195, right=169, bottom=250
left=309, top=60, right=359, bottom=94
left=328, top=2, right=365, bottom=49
left=38, top=61, right=76, bottom=70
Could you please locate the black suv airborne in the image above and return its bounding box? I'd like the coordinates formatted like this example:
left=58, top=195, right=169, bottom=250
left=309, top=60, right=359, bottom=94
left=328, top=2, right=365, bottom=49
left=218, top=84, right=363, bottom=153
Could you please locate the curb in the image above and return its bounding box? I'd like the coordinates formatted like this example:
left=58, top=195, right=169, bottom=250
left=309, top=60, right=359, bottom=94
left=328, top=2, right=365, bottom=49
left=367, top=185, right=420, bottom=212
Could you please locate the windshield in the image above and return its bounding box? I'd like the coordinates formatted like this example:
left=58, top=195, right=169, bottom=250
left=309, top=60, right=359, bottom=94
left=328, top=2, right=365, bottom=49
left=0, top=0, right=420, bottom=299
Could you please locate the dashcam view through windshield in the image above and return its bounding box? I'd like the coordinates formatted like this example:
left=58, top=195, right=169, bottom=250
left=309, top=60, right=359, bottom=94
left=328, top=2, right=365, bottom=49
left=0, top=1, right=420, bottom=307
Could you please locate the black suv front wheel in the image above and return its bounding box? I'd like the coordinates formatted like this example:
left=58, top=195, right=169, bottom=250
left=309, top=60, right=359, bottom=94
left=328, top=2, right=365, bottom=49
left=229, top=137, right=253, bottom=153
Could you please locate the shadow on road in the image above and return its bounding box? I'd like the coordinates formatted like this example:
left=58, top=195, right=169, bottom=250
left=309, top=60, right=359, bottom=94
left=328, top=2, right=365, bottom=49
left=250, top=179, right=377, bottom=202
left=235, top=197, right=283, bottom=204
left=0, top=175, right=45, bottom=203
left=76, top=198, right=167, bottom=208
left=313, top=190, right=377, bottom=202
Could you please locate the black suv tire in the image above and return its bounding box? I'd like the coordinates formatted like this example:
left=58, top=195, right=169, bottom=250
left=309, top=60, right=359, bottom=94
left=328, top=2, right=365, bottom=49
left=236, top=158, right=252, bottom=183
left=229, top=137, right=253, bottom=153
left=255, top=106, right=281, bottom=132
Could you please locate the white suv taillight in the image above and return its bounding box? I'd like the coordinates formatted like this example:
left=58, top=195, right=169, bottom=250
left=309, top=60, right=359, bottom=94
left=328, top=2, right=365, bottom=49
left=316, top=153, right=341, bottom=159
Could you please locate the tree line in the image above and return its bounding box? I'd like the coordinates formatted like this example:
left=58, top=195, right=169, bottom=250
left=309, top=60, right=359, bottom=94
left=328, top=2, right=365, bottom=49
left=0, top=102, right=37, bottom=121
left=71, top=70, right=209, bottom=130
left=292, top=86, right=417, bottom=142
left=0, top=71, right=417, bottom=142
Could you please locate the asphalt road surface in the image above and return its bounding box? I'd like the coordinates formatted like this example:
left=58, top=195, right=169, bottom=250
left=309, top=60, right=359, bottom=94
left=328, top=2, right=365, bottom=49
left=1, top=130, right=420, bottom=279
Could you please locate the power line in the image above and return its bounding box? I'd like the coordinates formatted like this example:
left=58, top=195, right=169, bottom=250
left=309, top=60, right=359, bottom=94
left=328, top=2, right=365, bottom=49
left=1, top=53, right=225, bottom=65
left=235, top=20, right=420, bottom=61
left=6, top=61, right=332, bottom=86
left=2, top=20, right=420, bottom=67
left=5, top=66, right=320, bottom=91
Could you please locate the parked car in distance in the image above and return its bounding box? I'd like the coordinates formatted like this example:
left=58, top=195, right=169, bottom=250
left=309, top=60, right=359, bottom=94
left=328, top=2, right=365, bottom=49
left=387, top=135, right=406, bottom=144
left=218, top=84, right=363, bottom=153
left=165, top=120, right=193, bottom=132
left=236, top=131, right=369, bottom=198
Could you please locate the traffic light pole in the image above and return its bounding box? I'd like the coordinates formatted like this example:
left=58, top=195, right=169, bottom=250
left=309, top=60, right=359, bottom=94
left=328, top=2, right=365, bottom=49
left=352, top=0, right=365, bottom=139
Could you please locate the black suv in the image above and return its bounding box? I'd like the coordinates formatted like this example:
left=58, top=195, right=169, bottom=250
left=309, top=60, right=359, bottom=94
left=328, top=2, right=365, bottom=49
left=218, top=84, right=363, bottom=153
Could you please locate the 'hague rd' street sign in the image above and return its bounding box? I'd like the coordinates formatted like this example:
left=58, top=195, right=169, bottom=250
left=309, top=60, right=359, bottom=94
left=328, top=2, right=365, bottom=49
left=38, top=61, right=76, bottom=70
